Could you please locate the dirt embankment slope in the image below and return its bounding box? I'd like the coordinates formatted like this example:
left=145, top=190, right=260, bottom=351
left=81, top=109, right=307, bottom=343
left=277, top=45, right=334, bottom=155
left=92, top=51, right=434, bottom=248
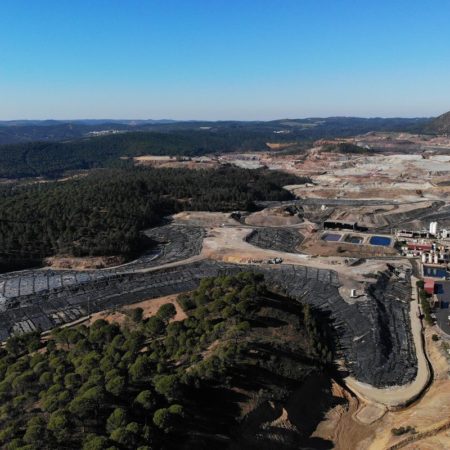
left=45, top=255, right=126, bottom=270
left=324, top=321, right=450, bottom=449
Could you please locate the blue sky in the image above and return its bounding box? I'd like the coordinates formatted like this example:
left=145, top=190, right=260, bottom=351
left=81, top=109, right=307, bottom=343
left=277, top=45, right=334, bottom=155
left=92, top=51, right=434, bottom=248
left=1, top=0, right=450, bottom=120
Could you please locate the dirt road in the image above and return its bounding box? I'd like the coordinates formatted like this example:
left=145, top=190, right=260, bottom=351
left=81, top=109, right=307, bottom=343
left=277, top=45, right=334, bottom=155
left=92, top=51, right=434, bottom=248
left=344, top=276, right=430, bottom=409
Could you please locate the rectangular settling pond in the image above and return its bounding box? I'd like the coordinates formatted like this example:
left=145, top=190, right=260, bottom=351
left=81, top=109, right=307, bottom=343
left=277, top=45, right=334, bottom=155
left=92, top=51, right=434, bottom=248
left=322, top=233, right=342, bottom=242
left=369, top=236, right=391, bottom=246
left=344, top=235, right=363, bottom=244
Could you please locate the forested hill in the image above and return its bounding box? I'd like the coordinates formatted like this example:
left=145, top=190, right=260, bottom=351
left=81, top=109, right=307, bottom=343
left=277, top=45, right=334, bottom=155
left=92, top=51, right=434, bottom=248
left=0, top=273, right=334, bottom=449
left=0, top=166, right=306, bottom=269
left=0, top=117, right=431, bottom=179
left=0, top=130, right=272, bottom=179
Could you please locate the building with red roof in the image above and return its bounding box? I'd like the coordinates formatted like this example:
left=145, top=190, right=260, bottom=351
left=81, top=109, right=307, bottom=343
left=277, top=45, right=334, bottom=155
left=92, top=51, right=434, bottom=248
left=408, top=243, right=432, bottom=252
left=424, top=279, right=435, bottom=295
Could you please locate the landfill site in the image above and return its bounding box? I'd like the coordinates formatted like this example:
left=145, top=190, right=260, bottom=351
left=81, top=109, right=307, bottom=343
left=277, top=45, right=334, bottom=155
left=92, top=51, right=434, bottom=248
left=2, top=133, right=450, bottom=448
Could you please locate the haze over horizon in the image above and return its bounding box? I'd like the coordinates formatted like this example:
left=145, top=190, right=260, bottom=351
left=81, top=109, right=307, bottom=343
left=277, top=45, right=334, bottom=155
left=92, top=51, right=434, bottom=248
left=1, top=0, right=450, bottom=120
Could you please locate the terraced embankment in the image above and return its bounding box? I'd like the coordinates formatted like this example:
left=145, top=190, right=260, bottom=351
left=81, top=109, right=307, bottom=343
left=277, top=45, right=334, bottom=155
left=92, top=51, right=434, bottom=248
left=0, top=255, right=417, bottom=388
left=245, top=228, right=304, bottom=253
left=126, top=224, right=205, bottom=269
left=257, top=198, right=450, bottom=232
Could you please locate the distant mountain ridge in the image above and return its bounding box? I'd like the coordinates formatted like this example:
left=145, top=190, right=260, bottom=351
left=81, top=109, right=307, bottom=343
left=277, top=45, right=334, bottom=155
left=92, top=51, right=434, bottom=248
left=0, top=119, right=177, bottom=126
left=0, top=116, right=428, bottom=127
left=0, top=116, right=430, bottom=146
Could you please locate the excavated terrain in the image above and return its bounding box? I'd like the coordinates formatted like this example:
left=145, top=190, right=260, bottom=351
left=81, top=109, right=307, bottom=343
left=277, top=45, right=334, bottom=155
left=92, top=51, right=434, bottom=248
left=258, top=198, right=450, bottom=233
left=398, top=203, right=450, bottom=230
left=0, top=255, right=416, bottom=387
left=373, top=201, right=447, bottom=231
left=135, top=224, right=205, bottom=268
left=246, top=228, right=304, bottom=253
left=257, top=264, right=416, bottom=387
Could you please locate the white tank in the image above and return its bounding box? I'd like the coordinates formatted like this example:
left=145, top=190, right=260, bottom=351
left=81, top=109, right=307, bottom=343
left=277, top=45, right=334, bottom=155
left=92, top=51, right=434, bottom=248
left=422, top=253, right=427, bottom=263
left=428, top=253, right=433, bottom=264
left=434, top=254, right=439, bottom=264
left=429, top=222, right=438, bottom=235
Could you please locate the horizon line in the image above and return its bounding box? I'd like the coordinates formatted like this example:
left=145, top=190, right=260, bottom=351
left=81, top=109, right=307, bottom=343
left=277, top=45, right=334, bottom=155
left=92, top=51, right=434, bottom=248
left=0, top=115, right=435, bottom=123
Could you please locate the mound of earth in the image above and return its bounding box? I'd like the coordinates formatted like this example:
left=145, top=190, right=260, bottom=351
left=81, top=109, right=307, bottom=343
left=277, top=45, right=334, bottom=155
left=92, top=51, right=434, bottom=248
left=245, top=206, right=304, bottom=227
left=133, top=224, right=205, bottom=269
left=173, top=274, right=337, bottom=449
left=246, top=228, right=304, bottom=253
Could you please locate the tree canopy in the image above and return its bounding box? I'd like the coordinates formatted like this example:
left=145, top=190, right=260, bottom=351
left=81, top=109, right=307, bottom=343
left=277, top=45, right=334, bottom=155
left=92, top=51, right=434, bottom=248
left=0, top=166, right=306, bottom=269
left=0, top=273, right=333, bottom=449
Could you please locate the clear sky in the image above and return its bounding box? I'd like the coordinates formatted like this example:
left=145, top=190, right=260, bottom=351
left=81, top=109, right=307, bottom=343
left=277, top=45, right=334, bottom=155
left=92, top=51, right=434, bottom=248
left=1, top=0, right=450, bottom=120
